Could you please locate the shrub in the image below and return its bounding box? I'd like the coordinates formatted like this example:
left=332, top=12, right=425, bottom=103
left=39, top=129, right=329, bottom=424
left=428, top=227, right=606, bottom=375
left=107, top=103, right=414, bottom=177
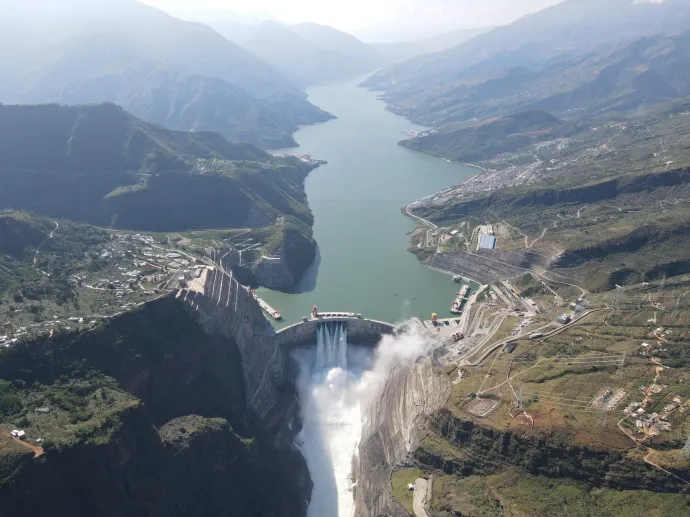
left=0, top=381, right=22, bottom=419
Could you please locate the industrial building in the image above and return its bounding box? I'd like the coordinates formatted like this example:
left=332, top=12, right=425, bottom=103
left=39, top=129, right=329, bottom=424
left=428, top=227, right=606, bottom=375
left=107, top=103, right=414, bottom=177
left=478, top=235, right=497, bottom=250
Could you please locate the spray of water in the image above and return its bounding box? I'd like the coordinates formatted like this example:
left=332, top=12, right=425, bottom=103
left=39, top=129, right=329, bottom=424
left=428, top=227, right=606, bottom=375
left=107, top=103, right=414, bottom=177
left=294, top=324, right=431, bottom=517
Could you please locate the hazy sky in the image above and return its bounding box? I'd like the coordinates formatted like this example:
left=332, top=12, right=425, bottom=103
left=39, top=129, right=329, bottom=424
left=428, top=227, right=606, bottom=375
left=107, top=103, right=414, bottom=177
left=141, top=0, right=564, bottom=40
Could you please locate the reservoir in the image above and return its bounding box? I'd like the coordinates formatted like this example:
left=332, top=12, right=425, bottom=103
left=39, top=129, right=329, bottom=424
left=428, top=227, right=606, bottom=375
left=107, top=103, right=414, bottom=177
left=260, top=79, right=477, bottom=326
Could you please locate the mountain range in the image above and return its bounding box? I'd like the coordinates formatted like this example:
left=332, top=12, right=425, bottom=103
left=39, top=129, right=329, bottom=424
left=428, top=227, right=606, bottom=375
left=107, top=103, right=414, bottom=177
left=390, top=30, right=690, bottom=129
left=370, top=27, right=494, bottom=64
left=0, top=103, right=315, bottom=232
left=365, top=0, right=690, bottom=126
left=208, top=20, right=383, bottom=87
left=0, top=0, right=332, bottom=148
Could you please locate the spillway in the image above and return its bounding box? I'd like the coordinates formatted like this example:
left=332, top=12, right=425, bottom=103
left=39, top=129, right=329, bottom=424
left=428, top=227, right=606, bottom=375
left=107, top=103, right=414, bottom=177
left=295, top=321, right=372, bottom=517
left=316, top=321, right=348, bottom=370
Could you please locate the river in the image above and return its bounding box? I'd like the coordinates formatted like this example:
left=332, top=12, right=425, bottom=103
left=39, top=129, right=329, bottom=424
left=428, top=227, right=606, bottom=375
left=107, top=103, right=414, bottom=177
left=259, top=79, right=477, bottom=326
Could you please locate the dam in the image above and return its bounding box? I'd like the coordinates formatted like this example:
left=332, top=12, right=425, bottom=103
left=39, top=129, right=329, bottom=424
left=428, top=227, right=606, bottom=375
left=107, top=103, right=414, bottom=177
left=178, top=265, right=449, bottom=517
left=275, top=314, right=396, bottom=350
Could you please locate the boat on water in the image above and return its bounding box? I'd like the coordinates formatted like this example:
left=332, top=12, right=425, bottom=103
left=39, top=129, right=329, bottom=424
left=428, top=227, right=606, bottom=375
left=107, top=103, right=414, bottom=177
left=450, top=285, right=471, bottom=314
left=453, top=275, right=462, bottom=283
left=250, top=290, right=283, bottom=321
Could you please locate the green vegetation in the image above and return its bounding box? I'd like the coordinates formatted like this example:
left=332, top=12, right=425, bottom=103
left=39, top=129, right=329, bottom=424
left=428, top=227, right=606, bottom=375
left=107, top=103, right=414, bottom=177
left=391, top=468, right=424, bottom=514
left=0, top=103, right=322, bottom=290
left=429, top=472, right=690, bottom=517
left=402, top=110, right=569, bottom=163
left=411, top=100, right=690, bottom=289
left=0, top=104, right=318, bottom=233
left=0, top=296, right=309, bottom=516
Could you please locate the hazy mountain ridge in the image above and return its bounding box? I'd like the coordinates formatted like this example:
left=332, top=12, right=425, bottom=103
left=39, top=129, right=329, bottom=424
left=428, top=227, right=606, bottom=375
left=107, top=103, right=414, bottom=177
left=389, top=30, right=690, bottom=129
left=364, top=0, right=690, bottom=117
left=209, top=20, right=383, bottom=86
left=0, top=0, right=333, bottom=148
left=370, top=27, right=494, bottom=64
left=53, top=63, right=330, bottom=149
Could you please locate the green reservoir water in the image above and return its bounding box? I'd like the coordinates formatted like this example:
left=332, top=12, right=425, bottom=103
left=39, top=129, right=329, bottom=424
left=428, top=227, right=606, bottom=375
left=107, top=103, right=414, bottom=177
left=259, top=79, right=477, bottom=326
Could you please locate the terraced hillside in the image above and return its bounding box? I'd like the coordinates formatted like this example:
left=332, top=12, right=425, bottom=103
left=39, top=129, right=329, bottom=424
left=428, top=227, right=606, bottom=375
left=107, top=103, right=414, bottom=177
left=406, top=97, right=690, bottom=291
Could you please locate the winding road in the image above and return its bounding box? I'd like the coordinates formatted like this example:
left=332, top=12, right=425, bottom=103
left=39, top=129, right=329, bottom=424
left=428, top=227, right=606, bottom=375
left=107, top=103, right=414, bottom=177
left=33, top=220, right=59, bottom=275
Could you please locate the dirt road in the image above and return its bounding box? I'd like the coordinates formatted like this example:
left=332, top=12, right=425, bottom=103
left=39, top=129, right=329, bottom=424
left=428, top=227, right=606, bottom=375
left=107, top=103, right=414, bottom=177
left=413, top=478, right=430, bottom=517
left=1, top=431, right=44, bottom=457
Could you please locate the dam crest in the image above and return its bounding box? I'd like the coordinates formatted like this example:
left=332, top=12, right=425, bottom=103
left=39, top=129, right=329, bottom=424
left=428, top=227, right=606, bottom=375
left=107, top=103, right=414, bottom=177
left=275, top=314, right=396, bottom=350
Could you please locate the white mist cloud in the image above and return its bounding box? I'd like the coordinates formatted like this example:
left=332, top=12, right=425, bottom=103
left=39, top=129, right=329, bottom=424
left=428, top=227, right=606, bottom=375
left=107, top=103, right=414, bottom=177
left=357, top=327, right=431, bottom=400
left=292, top=325, right=433, bottom=516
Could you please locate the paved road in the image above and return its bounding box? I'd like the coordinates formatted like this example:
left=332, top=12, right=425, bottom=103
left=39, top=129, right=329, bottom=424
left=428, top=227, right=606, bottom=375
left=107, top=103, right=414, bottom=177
left=413, top=478, right=430, bottom=517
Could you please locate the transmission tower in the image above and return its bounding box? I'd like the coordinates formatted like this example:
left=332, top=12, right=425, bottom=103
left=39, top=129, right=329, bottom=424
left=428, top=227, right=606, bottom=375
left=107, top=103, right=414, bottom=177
left=617, top=351, right=626, bottom=378
left=517, top=386, right=524, bottom=410
left=681, top=435, right=690, bottom=460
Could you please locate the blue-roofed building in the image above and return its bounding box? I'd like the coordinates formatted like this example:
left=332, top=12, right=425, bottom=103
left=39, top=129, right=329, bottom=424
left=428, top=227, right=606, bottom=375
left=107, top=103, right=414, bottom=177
left=478, top=235, right=497, bottom=250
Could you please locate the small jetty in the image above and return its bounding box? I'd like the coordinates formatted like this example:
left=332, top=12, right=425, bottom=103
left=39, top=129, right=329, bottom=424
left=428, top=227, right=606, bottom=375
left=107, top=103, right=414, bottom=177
left=251, top=290, right=282, bottom=320
left=450, top=285, right=470, bottom=314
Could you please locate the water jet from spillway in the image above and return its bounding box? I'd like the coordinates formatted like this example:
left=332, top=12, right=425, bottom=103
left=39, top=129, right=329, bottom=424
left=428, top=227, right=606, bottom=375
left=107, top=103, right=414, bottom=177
left=295, top=322, right=372, bottom=517
left=316, top=321, right=348, bottom=370
left=294, top=322, right=433, bottom=517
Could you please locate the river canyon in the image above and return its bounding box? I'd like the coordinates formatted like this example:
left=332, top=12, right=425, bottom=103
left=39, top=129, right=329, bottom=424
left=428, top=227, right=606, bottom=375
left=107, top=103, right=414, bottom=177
left=259, top=79, right=477, bottom=516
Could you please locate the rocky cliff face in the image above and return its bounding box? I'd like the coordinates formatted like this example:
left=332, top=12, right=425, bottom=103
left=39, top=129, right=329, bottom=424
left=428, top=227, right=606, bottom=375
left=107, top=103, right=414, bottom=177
left=415, top=409, right=689, bottom=493
left=354, top=359, right=450, bottom=517
left=177, top=267, right=302, bottom=438
left=0, top=267, right=311, bottom=516
left=212, top=222, right=317, bottom=291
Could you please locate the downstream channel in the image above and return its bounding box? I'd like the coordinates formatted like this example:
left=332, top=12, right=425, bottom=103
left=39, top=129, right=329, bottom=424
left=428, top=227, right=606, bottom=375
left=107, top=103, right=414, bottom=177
left=260, top=79, right=477, bottom=325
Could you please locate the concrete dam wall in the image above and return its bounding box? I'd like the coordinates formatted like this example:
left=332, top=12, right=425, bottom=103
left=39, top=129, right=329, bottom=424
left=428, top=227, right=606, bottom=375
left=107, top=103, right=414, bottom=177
left=275, top=315, right=397, bottom=350
left=176, top=267, right=300, bottom=440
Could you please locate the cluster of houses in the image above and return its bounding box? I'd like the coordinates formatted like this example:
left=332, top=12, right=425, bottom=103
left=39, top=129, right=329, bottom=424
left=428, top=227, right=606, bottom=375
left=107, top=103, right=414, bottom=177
left=639, top=341, right=669, bottom=357
left=625, top=394, right=684, bottom=438
left=83, top=234, right=203, bottom=297
left=0, top=333, right=20, bottom=348
left=1, top=232, right=207, bottom=348
left=556, top=298, right=588, bottom=325
left=0, top=324, right=31, bottom=348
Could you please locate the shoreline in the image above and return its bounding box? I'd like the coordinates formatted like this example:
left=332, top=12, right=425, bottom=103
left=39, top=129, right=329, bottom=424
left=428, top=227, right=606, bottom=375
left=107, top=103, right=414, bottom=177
left=401, top=156, right=490, bottom=227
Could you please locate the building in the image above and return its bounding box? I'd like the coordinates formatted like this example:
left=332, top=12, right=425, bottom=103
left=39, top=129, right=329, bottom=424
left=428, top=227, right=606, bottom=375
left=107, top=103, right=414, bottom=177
left=556, top=313, right=572, bottom=325
left=478, top=235, right=497, bottom=250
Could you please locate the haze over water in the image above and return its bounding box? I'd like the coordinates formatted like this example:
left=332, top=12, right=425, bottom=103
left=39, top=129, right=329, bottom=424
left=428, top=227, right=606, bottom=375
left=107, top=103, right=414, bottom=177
left=260, top=79, right=477, bottom=325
